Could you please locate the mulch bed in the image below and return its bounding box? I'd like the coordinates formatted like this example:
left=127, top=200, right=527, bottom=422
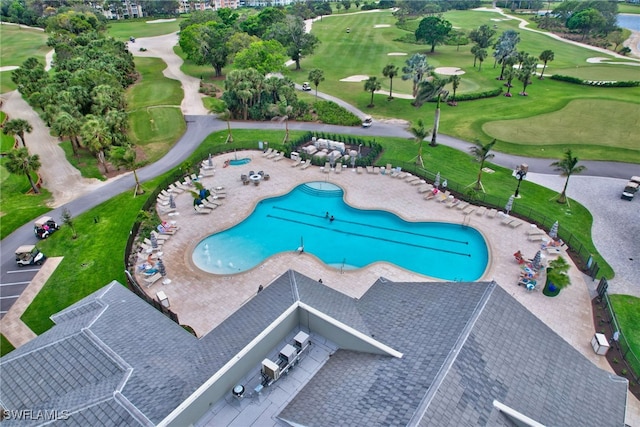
left=591, top=297, right=640, bottom=400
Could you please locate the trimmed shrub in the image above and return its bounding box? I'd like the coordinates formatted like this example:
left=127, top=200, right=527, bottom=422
left=314, top=101, right=362, bottom=126
left=550, top=75, right=640, bottom=87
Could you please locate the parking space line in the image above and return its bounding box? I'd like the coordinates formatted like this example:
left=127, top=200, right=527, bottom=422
left=7, top=269, right=40, bottom=273
left=0, top=295, right=20, bottom=300
left=0, top=281, right=31, bottom=286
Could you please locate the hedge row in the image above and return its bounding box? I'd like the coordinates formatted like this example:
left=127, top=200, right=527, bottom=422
left=429, top=87, right=503, bottom=103
left=551, top=74, right=640, bottom=87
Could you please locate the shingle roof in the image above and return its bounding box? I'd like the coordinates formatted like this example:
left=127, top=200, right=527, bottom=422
left=0, top=273, right=628, bottom=427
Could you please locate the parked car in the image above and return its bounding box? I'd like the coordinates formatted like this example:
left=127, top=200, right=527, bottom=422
left=362, top=116, right=373, bottom=128
left=621, top=176, right=640, bottom=201
left=34, top=216, right=60, bottom=239
left=301, top=82, right=311, bottom=91
left=15, top=245, right=46, bottom=267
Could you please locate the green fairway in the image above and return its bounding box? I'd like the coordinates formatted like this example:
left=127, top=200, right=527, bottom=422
left=106, top=17, right=181, bottom=41
left=0, top=24, right=50, bottom=93
left=126, top=57, right=186, bottom=162
left=483, top=99, right=640, bottom=162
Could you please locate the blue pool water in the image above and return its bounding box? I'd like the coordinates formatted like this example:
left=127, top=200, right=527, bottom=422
left=192, top=182, right=489, bottom=280
left=229, top=158, right=251, bottom=166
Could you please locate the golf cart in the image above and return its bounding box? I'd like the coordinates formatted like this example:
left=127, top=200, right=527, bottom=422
left=362, top=116, right=373, bottom=128
left=34, top=216, right=60, bottom=239
left=301, top=82, right=311, bottom=91
left=15, top=245, right=46, bottom=267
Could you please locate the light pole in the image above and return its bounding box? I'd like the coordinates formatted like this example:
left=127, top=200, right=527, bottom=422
left=514, top=169, right=526, bottom=198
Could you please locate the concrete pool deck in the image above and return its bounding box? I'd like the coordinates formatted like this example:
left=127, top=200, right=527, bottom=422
left=141, top=151, right=639, bottom=425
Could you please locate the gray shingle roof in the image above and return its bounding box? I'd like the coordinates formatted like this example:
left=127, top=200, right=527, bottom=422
left=0, top=273, right=628, bottom=427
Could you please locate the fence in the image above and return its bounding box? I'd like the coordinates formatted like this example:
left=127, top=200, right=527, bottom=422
left=597, top=278, right=640, bottom=383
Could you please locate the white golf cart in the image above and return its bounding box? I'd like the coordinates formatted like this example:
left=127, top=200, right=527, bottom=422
left=34, top=216, right=60, bottom=239
left=362, top=116, right=373, bottom=128
left=15, top=245, right=46, bottom=267
left=301, top=82, right=311, bottom=91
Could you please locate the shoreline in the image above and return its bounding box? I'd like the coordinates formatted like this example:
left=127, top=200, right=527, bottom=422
left=624, top=29, right=640, bottom=59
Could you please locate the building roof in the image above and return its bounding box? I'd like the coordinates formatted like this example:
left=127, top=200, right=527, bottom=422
left=0, top=273, right=628, bottom=426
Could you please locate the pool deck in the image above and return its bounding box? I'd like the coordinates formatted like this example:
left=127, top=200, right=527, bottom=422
left=142, top=151, right=639, bottom=425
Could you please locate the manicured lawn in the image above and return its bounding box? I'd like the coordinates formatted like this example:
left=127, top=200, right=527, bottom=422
left=0, top=157, right=53, bottom=240
left=106, top=17, right=182, bottom=41
left=0, top=25, right=50, bottom=93
left=290, top=10, right=640, bottom=162
left=609, top=294, right=640, bottom=378
left=126, top=57, right=186, bottom=163
left=0, top=335, right=15, bottom=356
left=619, top=4, right=640, bottom=14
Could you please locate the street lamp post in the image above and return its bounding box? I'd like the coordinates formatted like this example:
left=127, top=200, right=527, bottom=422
left=514, top=169, right=526, bottom=198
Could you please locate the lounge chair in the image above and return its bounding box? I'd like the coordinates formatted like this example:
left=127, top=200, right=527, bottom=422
left=486, top=208, right=498, bottom=218
left=437, top=190, right=451, bottom=202
left=323, top=162, right=331, bottom=173
left=267, top=150, right=278, bottom=159
left=194, top=205, right=213, bottom=214
left=274, top=153, right=285, bottom=162
left=201, top=160, right=215, bottom=170
left=262, top=148, right=273, bottom=157
left=463, top=205, right=476, bottom=215
left=396, top=172, right=408, bottom=179
left=529, top=234, right=548, bottom=242
left=151, top=231, right=171, bottom=241
left=411, top=179, right=426, bottom=186
left=335, top=162, right=342, bottom=173
left=527, top=228, right=546, bottom=236
left=446, top=198, right=461, bottom=208
left=200, top=168, right=215, bottom=177
left=301, top=161, right=312, bottom=170
left=373, top=167, right=380, bottom=174
left=417, top=184, right=432, bottom=193
left=456, top=202, right=469, bottom=210
left=509, top=219, right=524, bottom=229
left=366, top=166, right=374, bottom=174
left=356, top=166, right=363, bottom=174
left=144, top=273, right=163, bottom=288
left=291, top=158, right=302, bottom=167
left=424, top=191, right=438, bottom=200
left=475, top=206, right=487, bottom=216
left=501, top=216, right=515, bottom=226
left=168, top=183, right=186, bottom=194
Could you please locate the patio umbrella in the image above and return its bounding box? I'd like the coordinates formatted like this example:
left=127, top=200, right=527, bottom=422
left=156, top=258, right=166, bottom=277
left=169, top=194, right=176, bottom=209
left=434, top=172, right=440, bottom=188
left=505, top=195, right=514, bottom=215
left=208, top=153, right=213, bottom=167
left=150, top=233, right=158, bottom=251
left=530, top=250, right=542, bottom=271
left=549, top=221, right=559, bottom=240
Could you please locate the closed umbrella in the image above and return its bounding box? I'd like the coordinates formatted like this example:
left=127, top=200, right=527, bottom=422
left=434, top=172, right=440, bottom=188
left=549, top=221, right=559, bottom=240
left=208, top=153, right=213, bottom=167
left=150, top=233, right=158, bottom=251
left=530, top=250, right=542, bottom=271
left=505, top=195, right=514, bottom=215
left=156, top=258, right=166, bottom=277
left=169, top=194, right=176, bottom=209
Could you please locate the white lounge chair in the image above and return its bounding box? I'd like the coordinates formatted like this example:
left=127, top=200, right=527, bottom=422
left=301, top=161, right=312, bottom=170
left=262, top=148, right=273, bottom=157
left=144, top=273, right=162, bottom=288
left=486, top=208, right=498, bottom=218
left=291, top=158, right=302, bottom=167
left=194, top=205, right=213, bottom=214
left=335, top=162, right=342, bottom=173
left=475, top=206, right=487, bottom=216
left=323, top=162, right=331, bottom=173
left=356, top=166, right=363, bottom=174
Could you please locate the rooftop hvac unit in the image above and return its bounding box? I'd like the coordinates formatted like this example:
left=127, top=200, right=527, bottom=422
left=279, top=344, right=297, bottom=365
left=262, top=359, right=280, bottom=382
left=294, top=331, right=310, bottom=352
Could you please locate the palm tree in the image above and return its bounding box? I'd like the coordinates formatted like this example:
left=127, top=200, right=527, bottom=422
left=409, top=119, right=429, bottom=167
left=81, top=116, right=111, bottom=174
left=109, top=145, right=143, bottom=194
left=308, top=68, right=325, bottom=99
left=550, top=149, right=586, bottom=204
left=5, top=148, right=41, bottom=194
left=430, top=94, right=442, bottom=147
left=538, top=49, right=554, bottom=79
left=401, top=53, right=432, bottom=99
left=382, top=64, right=399, bottom=99
left=4, top=119, right=33, bottom=148
left=469, top=139, right=496, bottom=192
left=364, top=77, right=381, bottom=108
left=449, top=74, right=461, bottom=105
left=52, top=111, right=82, bottom=156
left=518, top=55, right=537, bottom=96
left=471, top=45, right=480, bottom=68
left=503, top=68, right=515, bottom=97
left=477, top=48, right=488, bottom=71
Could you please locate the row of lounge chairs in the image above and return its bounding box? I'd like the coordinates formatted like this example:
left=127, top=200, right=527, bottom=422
left=322, top=162, right=343, bottom=174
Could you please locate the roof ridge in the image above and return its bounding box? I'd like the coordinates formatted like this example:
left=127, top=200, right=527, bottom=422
left=408, top=281, right=497, bottom=426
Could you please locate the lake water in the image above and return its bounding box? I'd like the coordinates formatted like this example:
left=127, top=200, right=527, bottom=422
left=618, top=14, right=640, bottom=32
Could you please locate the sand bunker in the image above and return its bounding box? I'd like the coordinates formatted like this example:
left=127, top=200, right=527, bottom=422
left=374, top=24, right=391, bottom=28
left=512, top=64, right=544, bottom=69
left=388, top=52, right=408, bottom=56
left=434, top=67, right=465, bottom=76
left=146, top=18, right=176, bottom=24
left=340, top=75, right=370, bottom=82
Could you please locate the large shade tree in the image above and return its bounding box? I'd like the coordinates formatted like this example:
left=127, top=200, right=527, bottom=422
left=415, top=16, right=452, bottom=53
left=550, top=149, right=586, bottom=204
left=179, top=21, right=233, bottom=77
left=493, top=29, right=520, bottom=80
left=233, top=40, right=287, bottom=76
left=4, top=119, right=33, bottom=148
left=5, top=148, right=41, bottom=194
left=266, top=15, right=320, bottom=70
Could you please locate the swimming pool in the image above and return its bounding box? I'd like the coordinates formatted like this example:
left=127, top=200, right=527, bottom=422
left=192, top=182, right=489, bottom=280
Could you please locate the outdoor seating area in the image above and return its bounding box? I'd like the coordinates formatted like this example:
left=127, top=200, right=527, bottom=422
left=514, top=249, right=544, bottom=291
